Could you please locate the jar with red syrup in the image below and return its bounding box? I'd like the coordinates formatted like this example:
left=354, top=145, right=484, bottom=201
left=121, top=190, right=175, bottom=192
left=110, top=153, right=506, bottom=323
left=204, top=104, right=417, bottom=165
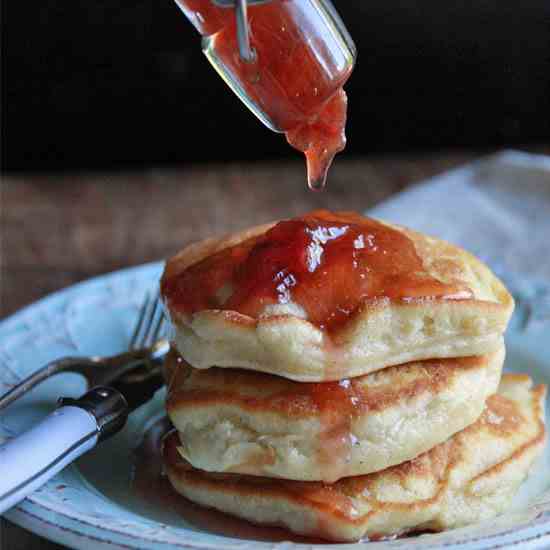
left=173, top=0, right=356, bottom=189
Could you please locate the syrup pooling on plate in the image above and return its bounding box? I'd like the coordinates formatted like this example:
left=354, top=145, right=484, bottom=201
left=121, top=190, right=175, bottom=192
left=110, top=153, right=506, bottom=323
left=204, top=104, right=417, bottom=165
left=162, top=431, right=359, bottom=533
left=174, top=0, right=354, bottom=189
left=162, top=210, right=472, bottom=332
left=132, top=422, right=326, bottom=543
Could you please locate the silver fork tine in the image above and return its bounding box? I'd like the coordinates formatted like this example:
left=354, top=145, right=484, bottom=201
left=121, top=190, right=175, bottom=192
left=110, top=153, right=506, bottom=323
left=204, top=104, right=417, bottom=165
left=132, top=293, right=167, bottom=350
left=137, top=296, right=156, bottom=350
left=150, top=309, right=166, bottom=347
left=129, top=292, right=152, bottom=350
left=86, top=294, right=168, bottom=385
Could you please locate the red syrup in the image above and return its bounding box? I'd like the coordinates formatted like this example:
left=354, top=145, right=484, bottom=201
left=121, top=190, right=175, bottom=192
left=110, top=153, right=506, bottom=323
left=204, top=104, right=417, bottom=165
left=162, top=210, right=472, bottom=333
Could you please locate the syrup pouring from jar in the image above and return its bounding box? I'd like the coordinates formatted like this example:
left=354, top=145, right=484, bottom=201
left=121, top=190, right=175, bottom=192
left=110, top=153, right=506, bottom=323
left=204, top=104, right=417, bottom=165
left=174, top=0, right=356, bottom=190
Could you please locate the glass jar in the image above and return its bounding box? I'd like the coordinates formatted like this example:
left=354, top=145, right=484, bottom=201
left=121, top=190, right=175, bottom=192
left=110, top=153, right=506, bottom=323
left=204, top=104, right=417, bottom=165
left=173, top=0, right=356, bottom=189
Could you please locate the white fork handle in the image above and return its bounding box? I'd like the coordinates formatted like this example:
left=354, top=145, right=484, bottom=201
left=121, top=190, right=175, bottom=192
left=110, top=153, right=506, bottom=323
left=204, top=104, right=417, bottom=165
left=0, top=406, right=99, bottom=515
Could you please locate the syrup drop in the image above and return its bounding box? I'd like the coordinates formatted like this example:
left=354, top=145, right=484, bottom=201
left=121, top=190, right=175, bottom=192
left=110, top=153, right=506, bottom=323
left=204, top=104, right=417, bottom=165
left=307, top=173, right=327, bottom=191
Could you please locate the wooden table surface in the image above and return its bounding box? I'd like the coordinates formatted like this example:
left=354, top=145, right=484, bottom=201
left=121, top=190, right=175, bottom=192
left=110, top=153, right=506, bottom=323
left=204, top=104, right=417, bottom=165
left=1, top=149, right=547, bottom=549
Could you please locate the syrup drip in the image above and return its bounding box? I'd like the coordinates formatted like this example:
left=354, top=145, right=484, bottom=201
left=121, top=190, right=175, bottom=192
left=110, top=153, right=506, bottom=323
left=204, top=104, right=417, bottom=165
left=162, top=210, right=472, bottom=332
left=286, top=90, right=348, bottom=191
left=174, top=0, right=354, bottom=189
left=308, top=378, right=359, bottom=483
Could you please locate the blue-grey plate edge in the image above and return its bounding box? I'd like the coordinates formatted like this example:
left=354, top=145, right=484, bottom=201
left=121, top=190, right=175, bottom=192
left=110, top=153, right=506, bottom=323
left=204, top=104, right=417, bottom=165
left=0, top=262, right=548, bottom=550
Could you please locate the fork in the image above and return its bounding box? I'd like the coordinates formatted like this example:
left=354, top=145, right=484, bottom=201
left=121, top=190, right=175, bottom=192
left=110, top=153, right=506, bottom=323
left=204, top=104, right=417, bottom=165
left=0, top=293, right=170, bottom=410
left=0, top=293, right=171, bottom=514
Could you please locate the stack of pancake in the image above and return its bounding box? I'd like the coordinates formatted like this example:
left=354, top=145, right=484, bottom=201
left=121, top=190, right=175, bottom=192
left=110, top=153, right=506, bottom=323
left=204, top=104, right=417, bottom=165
left=160, top=210, right=546, bottom=542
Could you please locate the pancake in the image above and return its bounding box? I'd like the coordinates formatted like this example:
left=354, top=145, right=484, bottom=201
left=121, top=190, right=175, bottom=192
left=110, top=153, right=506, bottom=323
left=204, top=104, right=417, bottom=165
left=165, top=346, right=504, bottom=482
left=161, top=210, right=514, bottom=382
left=163, top=374, right=547, bottom=542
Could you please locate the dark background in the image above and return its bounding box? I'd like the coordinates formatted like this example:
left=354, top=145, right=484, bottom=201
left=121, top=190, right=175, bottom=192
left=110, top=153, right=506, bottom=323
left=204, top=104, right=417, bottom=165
left=3, top=1, right=550, bottom=173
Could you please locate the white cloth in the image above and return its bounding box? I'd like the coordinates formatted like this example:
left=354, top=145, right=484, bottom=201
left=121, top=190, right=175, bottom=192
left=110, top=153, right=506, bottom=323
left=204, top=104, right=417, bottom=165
left=368, top=150, right=550, bottom=330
